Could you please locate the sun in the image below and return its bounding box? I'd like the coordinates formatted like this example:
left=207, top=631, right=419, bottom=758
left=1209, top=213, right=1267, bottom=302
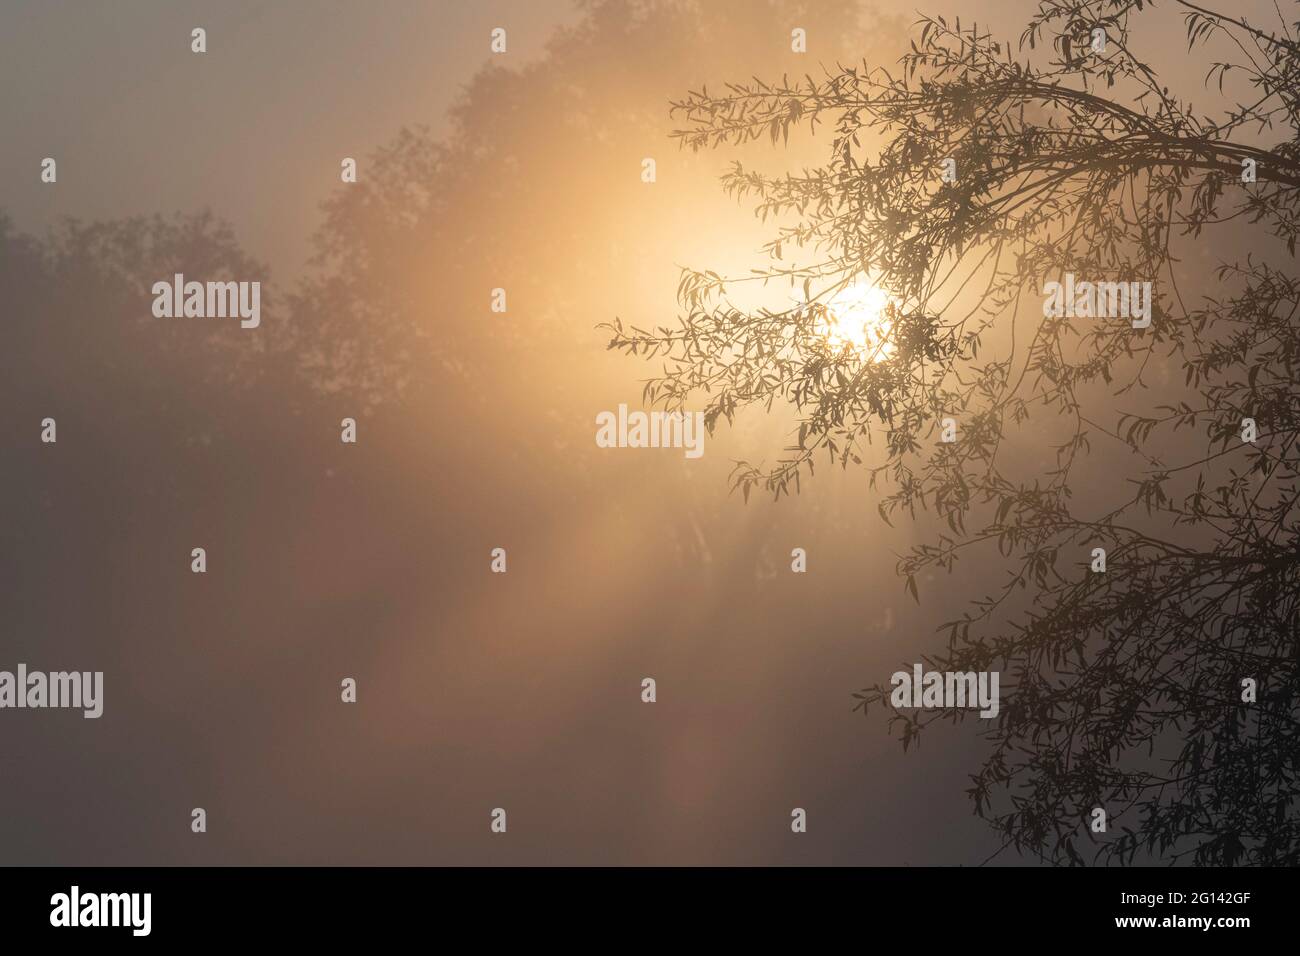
left=821, top=281, right=895, bottom=361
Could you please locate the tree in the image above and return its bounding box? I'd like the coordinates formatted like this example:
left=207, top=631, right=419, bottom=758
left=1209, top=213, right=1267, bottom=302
left=605, top=0, right=1300, bottom=865
left=291, top=0, right=889, bottom=497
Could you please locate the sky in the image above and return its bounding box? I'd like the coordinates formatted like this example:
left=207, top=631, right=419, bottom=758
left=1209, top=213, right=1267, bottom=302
left=0, top=0, right=579, bottom=276
left=1, top=0, right=1286, bottom=866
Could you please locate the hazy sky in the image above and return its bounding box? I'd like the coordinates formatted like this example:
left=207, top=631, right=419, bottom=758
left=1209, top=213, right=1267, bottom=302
left=2, top=0, right=1267, bottom=276
left=0, top=0, right=579, bottom=276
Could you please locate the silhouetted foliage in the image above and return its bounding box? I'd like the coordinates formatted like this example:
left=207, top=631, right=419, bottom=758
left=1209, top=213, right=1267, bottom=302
left=608, top=0, right=1300, bottom=864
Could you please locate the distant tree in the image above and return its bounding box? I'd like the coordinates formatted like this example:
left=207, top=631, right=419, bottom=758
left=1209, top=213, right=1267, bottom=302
left=606, top=0, right=1300, bottom=864
left=294, top=0, right=882, bottom=413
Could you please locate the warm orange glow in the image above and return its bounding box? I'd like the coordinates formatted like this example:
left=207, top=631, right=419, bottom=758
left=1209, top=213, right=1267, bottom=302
left=822, top=281, right=895, bottom=361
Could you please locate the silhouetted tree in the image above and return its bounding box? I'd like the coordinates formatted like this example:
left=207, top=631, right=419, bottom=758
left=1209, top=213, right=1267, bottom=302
left=607, top=0, right=1300, bottom=864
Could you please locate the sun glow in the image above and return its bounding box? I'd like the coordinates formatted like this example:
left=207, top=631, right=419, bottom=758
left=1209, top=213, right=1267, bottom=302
left=821, top=282, right=895, bottom=361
